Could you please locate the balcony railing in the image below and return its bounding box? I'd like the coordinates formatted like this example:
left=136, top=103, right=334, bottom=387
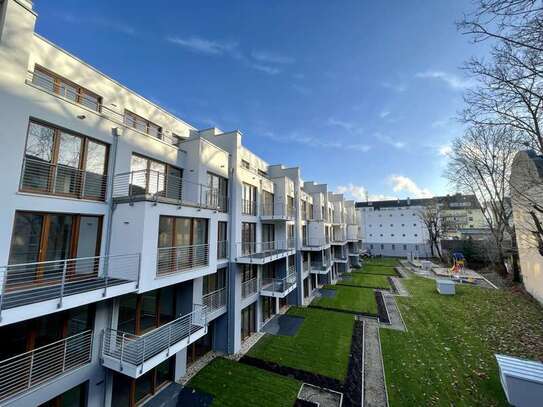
left=217, top=240, right=228, bottom=260
left=202, top=287, right=227, bottom=314
left=238, top=240, right=293, bottom=260
left=113, top=170, right=227, bottom=211
left=20, top=157, right=107, bottom=201
left=259, top=199, right=295, bottom=220
left=0, top=330, right=92, bottom=402
left=241, top=278, right=258, bottom=298
left=27, top=71, right=182, bottom=148
left=332, top=233, right=346, bottom=243
left=242, top=199, right=257, bottom=216
left=102, top=305, right=207, bottom=374
left=302, top=237, right=329, bottom=247
left=0, top=254, right=140, bottom=315
left=261, top=272, right=296, bottom=294
left=156, top=244, right=209, bottom=277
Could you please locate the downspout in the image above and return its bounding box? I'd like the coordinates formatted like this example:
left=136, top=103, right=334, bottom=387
left=226, top=153, right=234, bottom=354
left=104, top=127, right=121, bottom=258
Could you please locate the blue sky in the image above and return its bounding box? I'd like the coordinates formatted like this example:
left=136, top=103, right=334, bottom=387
left=34, top=0, right=487, bottom=201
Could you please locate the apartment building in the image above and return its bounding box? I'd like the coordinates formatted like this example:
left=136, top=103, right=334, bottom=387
left=0, top=1, right=359, bottom=406
left=356, top=194, right=486, bottom=257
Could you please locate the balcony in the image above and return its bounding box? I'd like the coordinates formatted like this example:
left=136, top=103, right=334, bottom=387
left=302, top=261, right=310, bottom=278
left=241, top=199, right=257, bottom=216
left=302, top=237, right=330, bottom=250
left=113, top=170, right=227, bottom=211
left=236, top=241, right=295, bottom=265
left=331, top=233, right=347, bottom=245
left=310, top=261, right=331, bottom=275
left=241, top=278, right=258, bottom=299
left=202, top=287, right=227, bottom=320
left=217, top=240, right=229, bottom=261
left=260, top=199, right=295, bottom=221
left=101, top=305, right=207, bottom=378
left=260, top=270, right=297, bottom=298
left=0, top=330, right=93, bottom=403
left=332, top=254, right=349, bottom=263
left=20, top=157, right=107, bottom=201
left=156, top=244, right=209, bottom=277
left=0, top=254, right=140, bottom=326
left=347, top=225, right=359, bottom=242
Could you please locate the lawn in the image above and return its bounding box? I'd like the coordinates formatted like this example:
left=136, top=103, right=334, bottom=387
left=355, top=265, right=398, bottom=276
left=248, top=307, right=354, bottom=381
left=311, top=285, right=378, bottom=315
left=362, top=257, right=400, bottom=267
left=338, top=273, right=391, bottom=289
left=380, top=277, right=543, bottom=406
left=188, top=357, right=301, bottom=407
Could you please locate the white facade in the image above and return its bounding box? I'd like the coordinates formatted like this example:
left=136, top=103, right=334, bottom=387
left=0, top=1, right=360, bottom=406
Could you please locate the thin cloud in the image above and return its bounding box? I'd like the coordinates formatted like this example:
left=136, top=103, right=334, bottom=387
left=438, top=144, right=453, bottom=156
left=55, top=13, right=137, bottom=36
left=389, top=175, right=433, bottom=198
left=381, top=81, right=407, bottom=93
left=375, top=133, right=406, bottom=149
left=167, top=36, right=239, bottom=56
left=251, top=64, right=281, bottom=75
left=261, top=130, right=371, bottom=153
left=251, top=50, right=294, bottom=64
left=379, top=110, right=391, bottom=119
left=415, top=70, right=473, bottom=90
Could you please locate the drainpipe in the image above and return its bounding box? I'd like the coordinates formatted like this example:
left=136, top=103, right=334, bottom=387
left=104, top=127, right=121, bottom=259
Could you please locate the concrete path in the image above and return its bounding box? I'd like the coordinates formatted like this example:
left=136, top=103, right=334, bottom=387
left=380, top=292, right=406, bottom=332
left=361, top=318, right=388, bottom=407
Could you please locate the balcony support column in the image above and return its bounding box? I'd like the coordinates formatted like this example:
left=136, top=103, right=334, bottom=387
left=173, top=348, right=188, bottom=381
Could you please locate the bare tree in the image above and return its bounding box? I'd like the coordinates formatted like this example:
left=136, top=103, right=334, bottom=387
left=445, top=125, right=518, bottom=276
left=417, top=199, right=449, bottom=261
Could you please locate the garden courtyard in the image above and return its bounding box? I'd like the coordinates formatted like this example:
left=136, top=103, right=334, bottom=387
left=186, top=258, right=543, bottom=406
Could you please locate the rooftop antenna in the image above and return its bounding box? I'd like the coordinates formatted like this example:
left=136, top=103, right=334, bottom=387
left=365, top=190, right=369, bottom=203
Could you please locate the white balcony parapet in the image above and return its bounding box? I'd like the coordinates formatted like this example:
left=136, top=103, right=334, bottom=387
left=202, top=287, right=227, bottom=318
left=236, top=240, right=295, bottom=264
left=241, top=278, right=258, bottom=299
left=260, top=197, right=295, bottom=221
left=0, top=254, right=140, bottom=320
left=310, top=261, right=331, bottom=274
left=101, top=304, right=207, bottom=378
left=0, top=330, right=93, bottom=403
left=113, top=170, right=227, bottom=211
left=20, top=157, right=108, bottom=201
left=302, top=237, right=330, bottom=249
left=156, top=244, right=209, bottom=277
left=260, top=271, right=297, bottom=298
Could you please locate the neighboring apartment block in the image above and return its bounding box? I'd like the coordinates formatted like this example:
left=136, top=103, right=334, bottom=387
left=356, top=194, right=486, bottom=257
left=0, top=1, right=360, bottom=406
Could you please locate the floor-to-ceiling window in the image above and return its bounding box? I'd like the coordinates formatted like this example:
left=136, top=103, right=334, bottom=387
left=217, top=221, right=227, bottom=259
left=207, top=172, right=228, bottom=211
left=262, top=223, right=274, bottom=251
left=129, top=154, right=182, bottom=200
left=241, top=303, right=256, bottom=340
left=241, top=222, right=256, bottom=255
left=242, top=183, right=257, bottom=215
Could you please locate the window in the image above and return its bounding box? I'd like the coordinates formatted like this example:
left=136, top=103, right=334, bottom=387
left=171, top=133, right=183, bottom=147
left=380, top=234, right=383, bottom=237
left=8, top=212, right=102, bottom=286
left=401, top=224, right=405, bottom=227
left=391, top=234, right=394, bottom=237
left=402, top=234, right=406, bottom=237
left=258, top=169, right=267, bottom=177
left=414, top=233, right=418, bottom=237
left=369, top=234, right=373, bottom=237
left=217, top=222, right=228, bottom=259
left=469, top=217, right=474, bottom=221
left=241, top=222, right=256, bottom=255
left=203, top=268, right=227, bottom=294
left=370, top=244, right=374, bottom=249
left=415, top=245, right=419, bottom=251
left=261, top=190, right=274, bottom=216
left=241, top=160, right=250, bottom=170
left=392, top=244, right=395, bottom=250
left=380, top=244, right=384, bottom=250
left=32, top=65, right=102, bottom=112
left=403, top=244, right=407, bottom=250
left=129, top=154, right=182, bottom=200
left=379, top=224, right=382, bottom=227
left=207, top=172, right=228, bottom=212
left=242, top=183, right=257, bottom=215
left=157, top=216, right=209, bottom=274
left=21, top=121, right=109, bottom=200
left=390, top=224, right=393, bottom=227
left=413, top=223, right=417, bottom=226
left=124, top=110, right=162, bottom=139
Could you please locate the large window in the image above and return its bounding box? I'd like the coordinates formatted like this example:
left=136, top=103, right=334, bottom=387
left=217, top=221, right=228, bottom=259
left=8, top=211, right=102, bottom=285
left=261, top=190, right=274, bottom=216
left=32, top=65, right=102, bottom=112
left=129, top=154, right=182, bottom=200
left=203, top=268, right=226, bottom=295
left=241, top=222, right=256, bottom=255
left=21, top=121, right=109, bottom=200
left=207, top=172, right=228, bottom=212
left=124, top=110, right=162, bottom=139
left=242, top=183, right=257, bottom=215
left=157, top=216, right=209, bottom=274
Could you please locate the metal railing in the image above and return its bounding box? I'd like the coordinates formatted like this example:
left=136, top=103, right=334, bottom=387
left=113, top=170, right=227, bottom=210
left=20, top=157, right=108, bottom=201
left=332, top=233, right=346, bottom=243
left=259, top=199, right=295, bottom=219
left=0, top=254, right=140, bottom=315
left=202, top=287, right=226, bottom=313
left=156, top=244, right=209, bottom=276
left=102, top=304, right=207, bottom=372
left=287, top=237, right=296, bottom=249
left=217, top=240, right=228, bottom=260
left=241, top=278, right=258, bottom=298
left=27, top=71, right=182, bottom=148
left=261, top=272, right=296, bottom=294
left=237, top=240, right=292, bottom=258
left=0, top=330, right=92, bottom=402
left=302, top=237, right=329, bottom=247
left=241, top=199, right=257, bottom=216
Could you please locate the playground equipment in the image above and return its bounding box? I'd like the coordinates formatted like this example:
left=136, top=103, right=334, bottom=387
left=450, top=252, right=465, bottom=275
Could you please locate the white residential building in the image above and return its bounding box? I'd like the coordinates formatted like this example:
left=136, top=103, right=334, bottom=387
left=0, top=1, right=360, bottom=405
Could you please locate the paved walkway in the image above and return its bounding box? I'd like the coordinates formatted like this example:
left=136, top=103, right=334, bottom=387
left=361, top=318, right=388, bottom=407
